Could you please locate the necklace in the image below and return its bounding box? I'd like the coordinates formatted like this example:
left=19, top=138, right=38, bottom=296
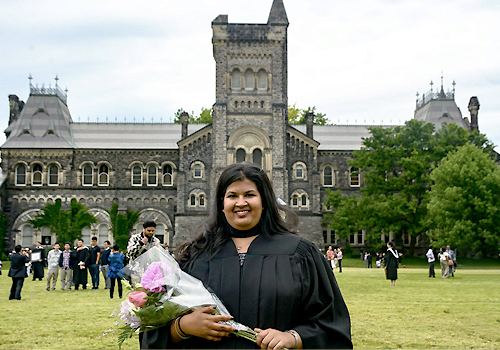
left=236, top=242, right=251, bottom=251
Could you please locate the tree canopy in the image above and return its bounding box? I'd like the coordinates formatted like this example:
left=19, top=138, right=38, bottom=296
left=107, top=203, right=139, bottom=251
left=288, top=105, right=329, bottom=125
left=427, top=143, right=500, bottom=258
left=29, top=199, right=97, bottom=244
left=173, top=108, right=212, bottom=124
left=323, top=120, right=495, bottom=256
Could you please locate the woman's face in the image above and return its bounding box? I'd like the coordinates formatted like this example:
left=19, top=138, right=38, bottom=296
left=222, top=178, right=263, bottom=231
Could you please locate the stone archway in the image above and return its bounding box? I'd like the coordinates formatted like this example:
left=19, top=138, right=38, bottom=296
left=133, top=208, right=173, bottom=245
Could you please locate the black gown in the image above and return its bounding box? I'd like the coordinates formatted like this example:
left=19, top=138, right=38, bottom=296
left=385, top=249, right=398, bottom=280
left=72, top=247, right=89, bottom=285
left=31, top=247, right=46, bottom=280
left=141, top=233, right=352, bottom=349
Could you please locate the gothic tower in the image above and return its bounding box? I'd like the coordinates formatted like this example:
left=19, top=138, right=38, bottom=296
left=211, top=0, right=289, bottom=199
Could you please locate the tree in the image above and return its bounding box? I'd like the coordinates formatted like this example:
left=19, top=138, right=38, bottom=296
left=288, top=105, right=330, bottom=125
left=173, top=108, right=212, bottom=124
left=30, top=199, right=97, bottom=244
left=323, top=120, right=494, bottom=256
left=427, top=143, right=500, bottom=258
left=108, top=203, right=139, bottom=251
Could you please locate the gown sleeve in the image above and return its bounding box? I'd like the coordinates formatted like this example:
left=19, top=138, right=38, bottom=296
left=292, top=240, right=352, bottom=349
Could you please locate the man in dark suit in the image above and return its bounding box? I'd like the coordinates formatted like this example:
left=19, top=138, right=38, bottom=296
left=9, top=245, right=30, bottom=300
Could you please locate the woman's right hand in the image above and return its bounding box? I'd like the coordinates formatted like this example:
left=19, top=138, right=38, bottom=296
left=179, top=306, right=236, bottom=341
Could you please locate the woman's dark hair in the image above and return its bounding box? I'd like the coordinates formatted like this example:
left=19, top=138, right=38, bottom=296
left=387, top=241, right=394, bottom=248
left=177, top=163, right=298, bottom=267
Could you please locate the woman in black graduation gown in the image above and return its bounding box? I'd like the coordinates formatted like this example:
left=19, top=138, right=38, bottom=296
left=142, top=163, right=352, bottom=349
left=384, top=241, right=399, bottom=286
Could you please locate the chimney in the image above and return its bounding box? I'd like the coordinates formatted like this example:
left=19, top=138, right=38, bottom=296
left=305, top=112, right=314, bottom=139
left=468, top=96, right=480, bottom=132
left=181, top=112, right=189, bottom=139
left=9, top=95, right=24, bottom=125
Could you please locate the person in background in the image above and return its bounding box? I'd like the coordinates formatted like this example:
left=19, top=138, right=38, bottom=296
left=72, top=239, right=89, bottom=290
left=127, top=221, right=160, bottom=261
left=59, top=242, right=75, bottom=290
left=446, top=245, right=456, bottom=277
left=9, top=245, right=30, bottom=300
left=31, top=241, right=45, bottom=281
left=46, top=242, right=62, bottom=291
left=100, top=240, right=111, bottom=289
left=337, top=247, right=343, bottom=273
left=426, top=245, right=435, bottom=278
left=385, top=242, right=399, bottom=286
left=89, top=237, right=101, bottom=289
left=326, top=246, right=336, bottom=270
left=438, top=246, right=449, bottom=279
left=366, top=252, right=373, bottom=268
left=108, top=244, right=125, bottom=299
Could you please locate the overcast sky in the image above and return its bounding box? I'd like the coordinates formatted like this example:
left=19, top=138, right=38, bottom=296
left=1, top=0, right=499, bottom=151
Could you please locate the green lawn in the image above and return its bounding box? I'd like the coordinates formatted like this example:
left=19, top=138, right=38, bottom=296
left=1, top=263, right=499, bottom=349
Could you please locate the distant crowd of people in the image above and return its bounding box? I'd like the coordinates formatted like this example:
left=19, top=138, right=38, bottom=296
left=426, top=244, right=457, bottom=278
left=7, top=221, right=174, bottom=301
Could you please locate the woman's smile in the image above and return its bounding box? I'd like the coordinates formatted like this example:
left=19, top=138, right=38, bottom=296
left=223, top=178, right=263, bottom=230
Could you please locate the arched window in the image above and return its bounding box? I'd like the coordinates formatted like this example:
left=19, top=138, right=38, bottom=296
left=98, top=224, right=108, bottom=245
left=32, top=164, right=42, bottom=186
left=291, top=190, right=309, bottom=209
left=232, top=69, right=241, bottom=90
left=199, top=194, right=205, bottom=207
left=98, top=164, right=109, bottom=186
left=83, top=165, right=93, bottom=186
left=245, top=69, right=254, bottom=91
left=48, top=165, right=58, bottom=186
left=190, top=194, right=196, bottom=206
left=236, top=149, right=246, bottom=163
left=193, top=164, right=203, bottom=178
left=81, top=227, right=91, bottom=244
left=258, top=69, right=267, bottom=90
left=163, top=164, right=173, bottom=186
left=147, top=165, right=158, bottom=186
left=350, top=167, right=360, bottom=187
left=292, top=162, right=307, bottom=180
left=16, top=164, right=27, bottom=186
left=323, top=166, right=334, bottom=187
left=22, top=225, right=33, bottom=246
left=292, top=194, right=298, bottom=207
left=301, top=194, right=307, bottom=206
left=188, top=190, right=207, bottom=208
left=155, top=224, right=165, bottom=244
left=132, top=165, right=142, bottom=186
left=253, top=149, right=262, bottom=168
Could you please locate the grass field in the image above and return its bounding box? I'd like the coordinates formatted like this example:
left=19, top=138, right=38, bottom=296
left=1, top=260, right=499, bottom=349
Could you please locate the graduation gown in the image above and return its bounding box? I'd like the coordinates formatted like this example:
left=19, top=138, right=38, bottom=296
left=72, top=247, right=90, bottom=285
left=385, top=249, right=399, bottom=280
left=31, top=247, right=46, bottom=279
left=142, top=233, right=352, bottom=349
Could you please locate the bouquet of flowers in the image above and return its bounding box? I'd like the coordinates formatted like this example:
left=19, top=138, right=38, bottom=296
left=105, top=246, right=257, bottom=348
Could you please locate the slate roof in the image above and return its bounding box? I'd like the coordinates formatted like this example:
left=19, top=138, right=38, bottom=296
left=414, top=98, right=470, bottom=130
left=293, top=125, right=373, bottom=151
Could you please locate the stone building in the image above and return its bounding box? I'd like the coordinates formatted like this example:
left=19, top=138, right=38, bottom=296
left=1, top=0, right=481, bottom=253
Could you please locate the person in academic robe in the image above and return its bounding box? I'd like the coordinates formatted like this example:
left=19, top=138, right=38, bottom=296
left=141, top=163, right=352, bottom=349
left=31, top=241, right=46, bottom=281
left=385, top=241, right=399, bottom=286
left=9, top=245, right=30, bottom=300
left=72, top=238, right=90, bottom=290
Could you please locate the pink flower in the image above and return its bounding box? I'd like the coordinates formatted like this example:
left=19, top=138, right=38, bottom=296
left=141, top=261, right=172, bottom=293
left=128, top=291, right=148, bottom=308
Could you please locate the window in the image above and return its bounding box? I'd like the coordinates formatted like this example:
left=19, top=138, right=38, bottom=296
left=16, top=164, right=27, bottom=186
left=199, top=194, right=205, bottom=207
left=190, top=194, right=196, bottom=206
left=22, top=225, right=33, bottom=246
left=232, top=69, right=241, bottom=90
left=291, top=190, right=309, bottom=209
left=98, top=164, right=109, bottom=186
left=301, top=194, right=307, bottom=206
left=193, top=164, right=202, bottom=178
left=236, top=149, right=246, bottom=163
left=296, top=165, right=304, bottom=179
left=81, top=227, right=91, bottom=244
left=147, top=165, right=158, bottom=186
left=245, top=69, right=254, bottom=91
left=163, top=164, right=173, bottom=186
left=357, top=231, right=363, bottom=245
left=83, top=165, right=93, bottom=186
left=292, top=194, right=298, bottom=207
left=323, top=166, right=333, bottom=187
left=258, top=69, right=267, bottom=90
left=188, top=190, right=207, bottom=208
left=48, top=165, right=58, bottom=185
left=155, top=224, right=165, bottom=244
left=32, top=164, right=42, bottom=186
left=98, top=225, right=108, bottom=245
left=252, top=149, right=262, bottom=168
left=349, top=234, right=355, bottom=245
left=350, top=167, right=360, bottom=187
left=132, top=165, right=142, bottom=186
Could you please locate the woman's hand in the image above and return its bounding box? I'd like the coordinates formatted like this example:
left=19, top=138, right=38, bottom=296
left=255, top=328, right=300, bottom=350
left=178, top=306, right=236, bottom=342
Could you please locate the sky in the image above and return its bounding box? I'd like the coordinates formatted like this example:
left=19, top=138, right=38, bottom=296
left=1, top=0, right=499, bottom=150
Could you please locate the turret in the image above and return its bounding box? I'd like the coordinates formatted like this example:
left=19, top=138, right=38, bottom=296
left=181, top=111, right=189, bottom=139
left=305, top=112, right=314, bottom=139
left=468, top=96, right=480, bottom=132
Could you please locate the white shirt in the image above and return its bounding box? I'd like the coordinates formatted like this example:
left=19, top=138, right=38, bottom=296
left=438, top=251, right=449, bottom=261
left=426, top=249, right=435, bottom=263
